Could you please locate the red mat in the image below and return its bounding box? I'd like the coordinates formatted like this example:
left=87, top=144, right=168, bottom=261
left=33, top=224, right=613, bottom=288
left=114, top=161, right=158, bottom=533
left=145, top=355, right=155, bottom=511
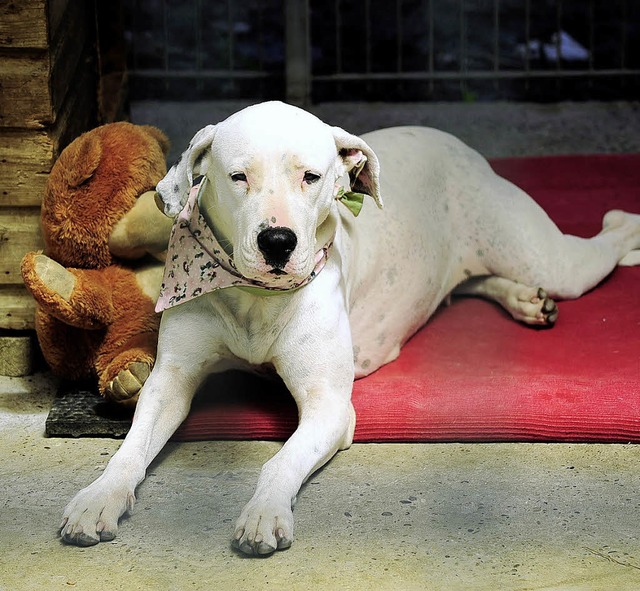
left=174, top=154, right=640, bottom=443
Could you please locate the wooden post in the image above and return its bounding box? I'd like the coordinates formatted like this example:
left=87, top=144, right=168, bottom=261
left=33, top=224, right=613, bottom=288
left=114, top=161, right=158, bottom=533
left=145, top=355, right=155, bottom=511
left=285, top=0, right=311, bottom=106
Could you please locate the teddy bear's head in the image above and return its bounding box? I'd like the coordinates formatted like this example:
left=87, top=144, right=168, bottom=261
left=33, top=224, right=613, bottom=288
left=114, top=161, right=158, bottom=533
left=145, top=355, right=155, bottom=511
left=41, top=122, right=170, bottom=268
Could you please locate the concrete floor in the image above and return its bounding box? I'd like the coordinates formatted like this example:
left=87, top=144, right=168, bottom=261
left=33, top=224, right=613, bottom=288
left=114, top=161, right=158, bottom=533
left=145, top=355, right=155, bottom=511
left=2, top=101, right=640, bottom=591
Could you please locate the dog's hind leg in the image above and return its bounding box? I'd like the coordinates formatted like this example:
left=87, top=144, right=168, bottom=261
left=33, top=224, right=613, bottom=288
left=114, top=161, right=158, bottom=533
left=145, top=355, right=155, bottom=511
left=469, top=172, right=640, bottom=301
left=454, top=276, right=559, bottom=326
left=515, top=209, right=640, bottom=300
left=60, top=305, right=220, bottom=546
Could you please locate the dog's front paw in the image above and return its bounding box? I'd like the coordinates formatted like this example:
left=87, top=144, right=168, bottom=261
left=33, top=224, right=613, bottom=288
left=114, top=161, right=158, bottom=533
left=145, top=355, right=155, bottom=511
left=232, top=499, right=294, bottom=556
left=60, top=477, right=135, bottom=546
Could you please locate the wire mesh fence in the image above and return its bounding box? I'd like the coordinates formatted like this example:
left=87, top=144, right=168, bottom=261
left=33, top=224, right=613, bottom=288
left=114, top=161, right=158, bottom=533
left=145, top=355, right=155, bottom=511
left=123, top=0, right=640, bottom=103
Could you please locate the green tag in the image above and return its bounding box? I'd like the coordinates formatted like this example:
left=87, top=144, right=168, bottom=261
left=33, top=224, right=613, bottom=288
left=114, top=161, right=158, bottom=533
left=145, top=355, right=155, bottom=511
left=337, top=188, right=366, bottom=217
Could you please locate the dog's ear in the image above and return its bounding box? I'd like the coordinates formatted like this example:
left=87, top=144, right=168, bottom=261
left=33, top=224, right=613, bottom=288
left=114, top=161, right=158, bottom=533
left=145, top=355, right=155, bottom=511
left=332, top=126, right=383, bottom=209
left=156, top=124, right=217, bottom=217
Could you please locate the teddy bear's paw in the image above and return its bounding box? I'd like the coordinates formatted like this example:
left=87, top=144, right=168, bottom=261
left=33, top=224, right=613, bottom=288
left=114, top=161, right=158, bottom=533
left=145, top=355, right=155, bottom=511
left=21, top=252, right=113, bottom=329
left=33, top=254, right=76, bottom=300
left=105, top=361, right=151, bottom=404
left=22, top=253, right=76, bottom=303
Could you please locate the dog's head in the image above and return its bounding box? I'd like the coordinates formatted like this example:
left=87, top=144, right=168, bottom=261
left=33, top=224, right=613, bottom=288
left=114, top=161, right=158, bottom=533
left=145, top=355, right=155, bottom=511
left=157, top=101, right=381, bottom=286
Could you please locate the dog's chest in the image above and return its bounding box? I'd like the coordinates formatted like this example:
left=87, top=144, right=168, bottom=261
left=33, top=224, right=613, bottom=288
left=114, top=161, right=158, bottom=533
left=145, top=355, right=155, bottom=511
left=211, top=290, right=293, bottom=365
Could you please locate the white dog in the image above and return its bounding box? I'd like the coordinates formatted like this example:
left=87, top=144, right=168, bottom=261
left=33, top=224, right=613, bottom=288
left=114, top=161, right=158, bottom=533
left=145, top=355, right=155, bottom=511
left=60, top=101, right=640, bottom=555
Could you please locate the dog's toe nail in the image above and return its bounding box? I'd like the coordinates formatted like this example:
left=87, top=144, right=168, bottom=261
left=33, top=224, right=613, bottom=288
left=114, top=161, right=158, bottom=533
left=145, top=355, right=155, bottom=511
left=277, top=537, right=292, bottom=549
left=99, top=529, right=116, bottom=542
left=257, top=541, right=277, bottom=555
left=62, top=527, right=100, bottom=547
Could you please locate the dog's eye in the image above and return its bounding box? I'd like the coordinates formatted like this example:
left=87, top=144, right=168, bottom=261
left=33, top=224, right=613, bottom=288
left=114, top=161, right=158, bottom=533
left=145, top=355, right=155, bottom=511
left=230, top=172, right=247, bottom=183
left=303, top=172, right=321, bottom=185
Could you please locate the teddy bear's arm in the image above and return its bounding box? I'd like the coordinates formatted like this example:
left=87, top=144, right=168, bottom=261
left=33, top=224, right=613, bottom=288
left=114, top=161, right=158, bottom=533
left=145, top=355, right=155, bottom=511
left=108, top=191, right=173, bottom=260
left=22, top=253, right=115, bottom=329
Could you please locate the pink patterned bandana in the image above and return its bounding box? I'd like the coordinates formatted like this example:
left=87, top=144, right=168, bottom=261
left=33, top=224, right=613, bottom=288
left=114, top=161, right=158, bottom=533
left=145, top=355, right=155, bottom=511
left=156, top=179, right=334, bottom=312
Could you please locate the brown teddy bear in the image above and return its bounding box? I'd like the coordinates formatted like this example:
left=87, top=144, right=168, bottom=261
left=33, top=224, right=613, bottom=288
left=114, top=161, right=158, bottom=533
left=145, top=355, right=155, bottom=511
left=21, top=122, right=174, bottom=406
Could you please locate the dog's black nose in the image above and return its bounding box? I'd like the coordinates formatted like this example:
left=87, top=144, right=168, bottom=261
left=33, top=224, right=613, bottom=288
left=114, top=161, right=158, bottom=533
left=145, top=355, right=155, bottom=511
left=257, top=226, right=297, bottom=268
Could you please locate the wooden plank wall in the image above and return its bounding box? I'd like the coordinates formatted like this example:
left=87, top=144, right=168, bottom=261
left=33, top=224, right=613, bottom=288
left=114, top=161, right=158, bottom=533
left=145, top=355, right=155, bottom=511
left=0, top=0, right=98, bottom=332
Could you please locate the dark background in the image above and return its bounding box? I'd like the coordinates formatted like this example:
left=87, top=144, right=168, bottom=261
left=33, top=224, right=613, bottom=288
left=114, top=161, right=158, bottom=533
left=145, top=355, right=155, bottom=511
left=122, top=0, right=640, bottom=102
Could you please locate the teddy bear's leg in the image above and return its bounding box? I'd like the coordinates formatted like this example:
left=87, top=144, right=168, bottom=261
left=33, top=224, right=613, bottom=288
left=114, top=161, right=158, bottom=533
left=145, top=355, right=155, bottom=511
left=34, top=307, right=100, bottom=382
left=94, top=267, right=161, bottom=405
left=22, top=253, right=114, bottom=329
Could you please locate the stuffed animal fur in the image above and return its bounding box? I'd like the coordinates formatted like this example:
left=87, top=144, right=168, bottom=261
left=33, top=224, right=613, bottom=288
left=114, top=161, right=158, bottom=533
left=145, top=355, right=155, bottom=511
left=21, top=122, right=173, bottom=405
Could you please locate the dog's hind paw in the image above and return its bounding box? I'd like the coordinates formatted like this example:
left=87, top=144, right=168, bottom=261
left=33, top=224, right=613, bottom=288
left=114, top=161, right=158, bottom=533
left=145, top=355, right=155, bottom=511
left=232, top=500, right=294, bottom=556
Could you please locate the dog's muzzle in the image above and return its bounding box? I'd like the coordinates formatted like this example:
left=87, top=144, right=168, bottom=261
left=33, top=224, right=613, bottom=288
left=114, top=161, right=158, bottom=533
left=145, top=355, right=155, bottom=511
left=257, top=227, right=297, bottom=270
